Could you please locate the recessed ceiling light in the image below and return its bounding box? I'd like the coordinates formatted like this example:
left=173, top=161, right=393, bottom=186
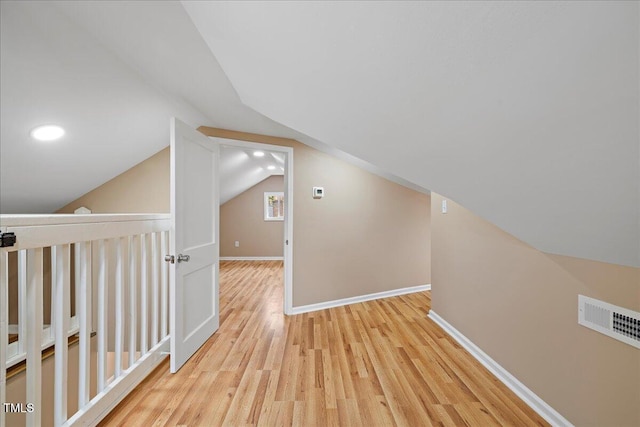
left=30, top=125, right=65, bottom=141
left=253, top=151, right=265, bottom=157
left=267, top=165, right=276, bottom=170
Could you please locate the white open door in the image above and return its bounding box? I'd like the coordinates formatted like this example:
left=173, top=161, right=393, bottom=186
left=169, top=117, right=219, bottom=373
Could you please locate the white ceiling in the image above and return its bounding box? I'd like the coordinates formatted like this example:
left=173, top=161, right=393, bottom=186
left=183, top=1, right=640, bottom=267
left=219, top=146, right=283, bottom=205
left=0, top=1, right=205, bottom=213
left=0, top=0, right=419, bottom=214
left=0, top=1, right=638, bottom=267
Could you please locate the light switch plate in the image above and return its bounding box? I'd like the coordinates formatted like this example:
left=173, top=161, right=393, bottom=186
left=313, top=187, right=324, bottom=199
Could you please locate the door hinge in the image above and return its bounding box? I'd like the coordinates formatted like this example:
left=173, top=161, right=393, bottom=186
left=0, top=232, right=16, bottom=248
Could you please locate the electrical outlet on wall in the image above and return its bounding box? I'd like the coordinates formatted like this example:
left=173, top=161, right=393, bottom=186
left=234, top=241, right=240, bottom=247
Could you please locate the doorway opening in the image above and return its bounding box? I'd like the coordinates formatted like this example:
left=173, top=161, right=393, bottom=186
left=213, top=138, right=294, bottom=315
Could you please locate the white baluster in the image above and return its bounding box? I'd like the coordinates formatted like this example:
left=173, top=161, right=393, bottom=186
left=52, top=244, right=70, bottom=426
left=17, top=251, right=27, bottom=355
left=97, top=239, right=108, bottom=391
left=140, top=234, right=148, bottom=354
left=77, top=241, right=92, bottom=408
left=160, top=231, right=168, bottom=339
left=0, top=250, right=8, bottom=427
left=151, top=233, right=159, bottom=346
left=25, top=248, right=43, bottom=427
left=114, top=238, right=125, bottom=377
left=128, top=235, right=137, bottom=366
left=50, top=248, right=56, bottom=343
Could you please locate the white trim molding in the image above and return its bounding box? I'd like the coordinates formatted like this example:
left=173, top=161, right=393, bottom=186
left=291, top=284, right=431, bottom=315
left=428, top=311, right=573, bottom=427
left=220, top=256, right=284, bottom=261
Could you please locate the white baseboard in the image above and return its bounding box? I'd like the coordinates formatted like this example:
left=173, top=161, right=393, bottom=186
left=220, top=256, right=284, bottom=261
left=428, top=311, right=573, bottom=427
left=291, top=284, right=431, bottom=315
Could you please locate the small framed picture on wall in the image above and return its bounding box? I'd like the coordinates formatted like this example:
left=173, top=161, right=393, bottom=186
left=264, top=192, right=284, bottom=221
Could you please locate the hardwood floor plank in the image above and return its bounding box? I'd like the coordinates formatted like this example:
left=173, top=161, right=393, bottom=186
left=444, top=403, right=471, bottom=427
left=191, top=371, right=236, bottom=426
left=430, top=404, right=459, bottom=427
left=336, top=399, right=362, bottom=427
left=100, top=260, right=549, bottom=426
left=259, top=400, right=293, bottom=427
left=176, top=371, right=220, bottom=425
left=367, top=394, right=396, bottom=426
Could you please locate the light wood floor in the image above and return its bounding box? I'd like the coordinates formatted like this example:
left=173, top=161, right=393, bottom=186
left=100, top=260, right=548, bottom=426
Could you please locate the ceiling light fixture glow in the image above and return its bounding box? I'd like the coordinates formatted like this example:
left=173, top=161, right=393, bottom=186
left=30, top=125, right=65, bottom=141
left=253, top=151, right=265, bottom=157
left=267, top=165, right=276, bottom=170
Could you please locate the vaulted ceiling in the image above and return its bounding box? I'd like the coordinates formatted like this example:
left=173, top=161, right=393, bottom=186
left=219, top=146, right=283, bottom=205
left=1, top=1, right=638, bottom=267
left=0, top=1, right=418, bottom=214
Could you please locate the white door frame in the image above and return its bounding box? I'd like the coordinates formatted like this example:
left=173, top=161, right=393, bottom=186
left=212, top=137, right=294, bottom=315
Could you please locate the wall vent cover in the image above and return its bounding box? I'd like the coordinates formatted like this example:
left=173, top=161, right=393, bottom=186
left=578, top=295, right=640, bottom=350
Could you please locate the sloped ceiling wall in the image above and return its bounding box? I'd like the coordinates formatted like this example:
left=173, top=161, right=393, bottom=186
left=1, top=1, right=638, bottom=267
left=182, top=1, right=639, bottom=267
left=0, top=1, right=304, bottom=214
left=0, top=1, right=416, bottom=216
left=0, top=1, right=213, bottom=214
left=220, top=146, right=283, bottom=205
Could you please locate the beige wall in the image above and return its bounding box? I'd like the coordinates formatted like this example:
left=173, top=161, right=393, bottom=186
left=288, top=139, right=430, bottom=306
left=60, top=127, right=431, bottom=307
left=57, top=148, right=170, bottom=214
left=430, top=192, right=640, bottom=426
left=200, top=127, right=431, bottom=306
left=220, top=175, right=284, bottom=257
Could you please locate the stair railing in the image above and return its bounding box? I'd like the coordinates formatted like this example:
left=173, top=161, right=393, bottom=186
left=1, top=214, right=171, bottom=427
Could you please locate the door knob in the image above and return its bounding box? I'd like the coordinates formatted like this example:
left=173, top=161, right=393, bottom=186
left=165, top=254, right=189, bottom=263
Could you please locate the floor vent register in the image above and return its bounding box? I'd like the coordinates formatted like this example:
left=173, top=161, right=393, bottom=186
left=579, top=295, right=640, bottom=350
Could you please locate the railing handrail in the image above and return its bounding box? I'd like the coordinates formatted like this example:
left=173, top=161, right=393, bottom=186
left=1, top=213, right=170, bottom=227
left=0, top=214, right=171, bottom=252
